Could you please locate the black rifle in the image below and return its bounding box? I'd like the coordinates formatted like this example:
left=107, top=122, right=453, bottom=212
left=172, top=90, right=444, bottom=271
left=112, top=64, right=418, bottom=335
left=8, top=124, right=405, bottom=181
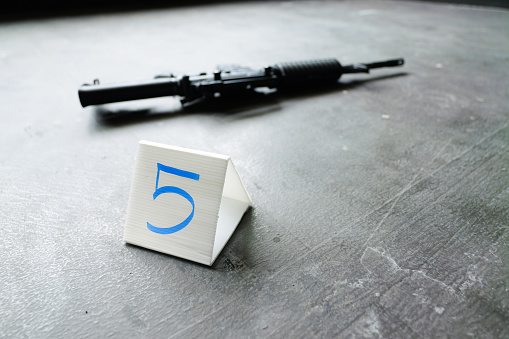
left=78, top=58, right=404, bottom=108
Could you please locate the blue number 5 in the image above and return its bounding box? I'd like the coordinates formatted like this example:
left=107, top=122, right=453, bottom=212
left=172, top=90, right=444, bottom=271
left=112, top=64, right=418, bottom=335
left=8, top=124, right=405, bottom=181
left=147, top=163, right=200, bottom=235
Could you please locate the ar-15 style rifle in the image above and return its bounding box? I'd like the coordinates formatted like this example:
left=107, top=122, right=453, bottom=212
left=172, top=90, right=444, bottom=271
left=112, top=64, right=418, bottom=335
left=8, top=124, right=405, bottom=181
left=78, top=58, right=404, bottom=108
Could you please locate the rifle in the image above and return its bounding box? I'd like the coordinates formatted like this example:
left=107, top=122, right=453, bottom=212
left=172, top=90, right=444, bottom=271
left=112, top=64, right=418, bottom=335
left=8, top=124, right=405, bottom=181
left=78, top=58, right=404, bottom=108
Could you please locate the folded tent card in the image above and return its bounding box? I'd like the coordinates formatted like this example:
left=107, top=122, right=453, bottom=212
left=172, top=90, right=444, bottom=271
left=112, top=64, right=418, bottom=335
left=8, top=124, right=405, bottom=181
left=123, top=141, right=252, bottom=265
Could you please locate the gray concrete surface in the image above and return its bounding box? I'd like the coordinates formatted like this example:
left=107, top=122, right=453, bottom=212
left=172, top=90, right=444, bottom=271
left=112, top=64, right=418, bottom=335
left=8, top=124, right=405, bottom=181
left=1, top=1, right=508, bottom=337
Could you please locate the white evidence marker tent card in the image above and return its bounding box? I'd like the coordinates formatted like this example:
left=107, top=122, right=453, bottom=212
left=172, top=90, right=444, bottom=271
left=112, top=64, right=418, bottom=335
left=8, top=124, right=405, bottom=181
left=123, top=141, right=252, bottom=266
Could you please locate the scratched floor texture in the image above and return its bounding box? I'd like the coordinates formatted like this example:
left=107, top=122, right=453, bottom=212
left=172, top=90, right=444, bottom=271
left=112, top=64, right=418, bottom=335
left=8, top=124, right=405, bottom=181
left=1, top=0, right=508, bottom=338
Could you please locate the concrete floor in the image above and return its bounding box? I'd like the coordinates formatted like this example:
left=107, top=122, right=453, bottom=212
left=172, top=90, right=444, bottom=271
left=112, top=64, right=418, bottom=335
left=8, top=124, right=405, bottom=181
left=1, top=1, right=508, bottom=337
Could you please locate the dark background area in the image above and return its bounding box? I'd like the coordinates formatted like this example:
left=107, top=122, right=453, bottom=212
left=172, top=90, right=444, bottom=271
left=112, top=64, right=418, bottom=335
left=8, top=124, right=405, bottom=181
left=424, top=0, right=509, bottom=7
left=2, top=0, right=509, bottom=22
